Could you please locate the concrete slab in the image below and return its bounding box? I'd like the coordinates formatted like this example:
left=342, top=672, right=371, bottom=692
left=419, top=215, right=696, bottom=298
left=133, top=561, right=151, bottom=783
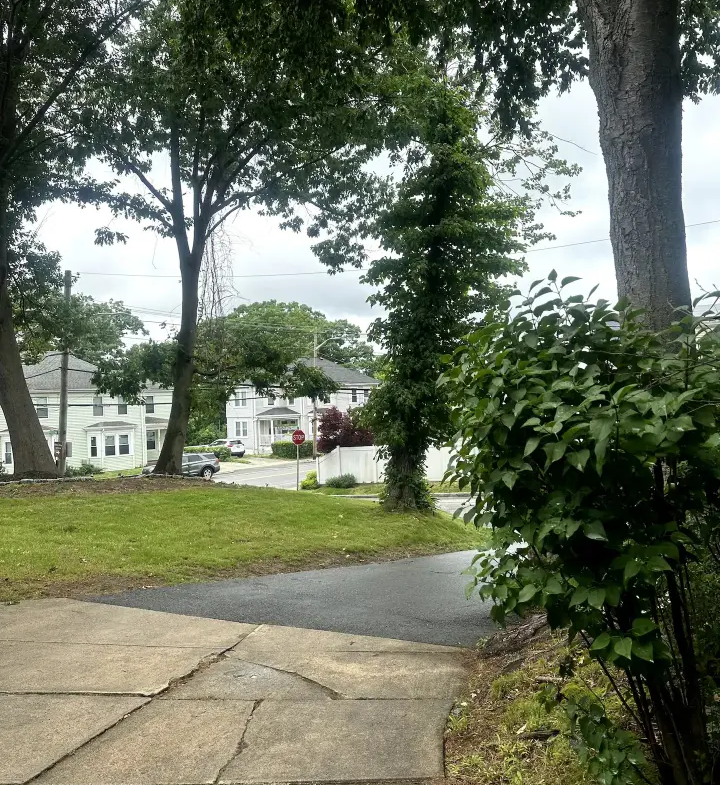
left=0, top=598, right=257, bottom=648
left=34, top=699, right=255, bottom=785
left=165, top=657, right=334, bottom=701
left=0, top=694, right=147, bottom=784
left=231, top=649, right=468, bottom=699
left=219, top=700, right=452, bottom=783
left=235, top=623, right=461, bottom=658
left=0, top=641, right=219, bottom=695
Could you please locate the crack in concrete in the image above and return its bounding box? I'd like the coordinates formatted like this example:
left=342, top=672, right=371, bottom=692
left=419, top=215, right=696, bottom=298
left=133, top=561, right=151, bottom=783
left=212, top=699, right=262, bottom=785
left=233, top=656, right=346, bottom=700
left=21, top=638, right=247, bottom=784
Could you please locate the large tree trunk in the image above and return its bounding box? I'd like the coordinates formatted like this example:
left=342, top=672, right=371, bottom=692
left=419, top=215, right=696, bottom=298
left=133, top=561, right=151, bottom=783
left=152, top=250, right=202, bottom=475
left=383, top=446, right=432, bottom=512
left=577, top=0, right=691, bottom=330
left=0, top=240, right=58, bottom=479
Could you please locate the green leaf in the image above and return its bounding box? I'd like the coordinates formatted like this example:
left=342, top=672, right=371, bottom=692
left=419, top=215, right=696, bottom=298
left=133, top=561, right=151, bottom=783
left=548, top=269, right=557, bottom=283
left=631, top=618, right=657, bottom=637
left=590, top=632, right=611, bottom=651
left=566, top=449, right=590, bottom=472
left=624, top=559, right=641, bottom=583
left=524, top=436, right=541, bottom=457
left=561, top=276, right=581, bottom=288
left=569, top=586, right=589, bottom=606
left=588, top=587, right=606, bottom=608
left=501, top=471, right=517, bottom=489
left=543, top=440, right=567, bottom=466
left=518, top=584, right=538, bottom=603
left=584, top=521, right=608, bottom=541
left=613, top=637, right=633, bottom=659
left=544, top=577, right=563, bottom=595
left=523, top=333, right=539, bottom=348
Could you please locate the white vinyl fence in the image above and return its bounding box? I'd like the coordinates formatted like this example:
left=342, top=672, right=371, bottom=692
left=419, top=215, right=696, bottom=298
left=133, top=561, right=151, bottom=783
left=316, top=446, right=454, bottom=485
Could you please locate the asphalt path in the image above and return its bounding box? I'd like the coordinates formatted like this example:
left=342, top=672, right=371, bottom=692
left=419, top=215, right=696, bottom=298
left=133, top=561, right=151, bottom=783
left=215, top=459, right=316, bottom=489
left=93, top=550, right=493, bottom=647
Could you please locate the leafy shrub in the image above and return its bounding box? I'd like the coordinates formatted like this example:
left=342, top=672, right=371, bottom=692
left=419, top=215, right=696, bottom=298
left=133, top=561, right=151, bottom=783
left=271, top=440, right=313, bottom=459
left=317, top=406, right=373, bottom=453
left=300, top=470, right=320, bottom=490
left=65, top=463, right=103, bottom=477
left=443, top=273, right=720, bottom=784
left=325, top=473, right=357, bottom=489
left=213, top=446, right=232, bottom=462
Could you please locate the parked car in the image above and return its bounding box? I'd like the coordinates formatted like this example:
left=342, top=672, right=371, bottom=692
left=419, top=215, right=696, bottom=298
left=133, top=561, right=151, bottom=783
left=210, top=438, right=245, bottom=457
left=142, top=452, right=220, bottom=480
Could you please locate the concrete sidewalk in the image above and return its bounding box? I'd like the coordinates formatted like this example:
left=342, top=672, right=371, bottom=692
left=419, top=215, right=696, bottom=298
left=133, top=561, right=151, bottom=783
left=0, top=599, right=469, bottom=784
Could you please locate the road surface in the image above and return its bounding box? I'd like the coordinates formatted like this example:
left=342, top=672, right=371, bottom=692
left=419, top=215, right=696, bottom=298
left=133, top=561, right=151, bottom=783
left=93, top=551, right=492, bottom=647
left=215, top=459, right=316, bottom=489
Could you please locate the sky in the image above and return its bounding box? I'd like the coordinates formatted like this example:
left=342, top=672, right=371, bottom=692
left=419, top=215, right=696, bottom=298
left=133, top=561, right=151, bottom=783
left=35, top=80, right=720, bottom=345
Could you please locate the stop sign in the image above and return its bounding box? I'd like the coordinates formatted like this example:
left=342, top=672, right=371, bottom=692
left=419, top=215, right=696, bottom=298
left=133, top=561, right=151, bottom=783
left=292, top=429, right=306, bottom=446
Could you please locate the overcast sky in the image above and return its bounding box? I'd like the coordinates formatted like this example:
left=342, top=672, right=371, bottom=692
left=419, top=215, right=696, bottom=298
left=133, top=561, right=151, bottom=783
left=36, top=80, right=720, bottom=344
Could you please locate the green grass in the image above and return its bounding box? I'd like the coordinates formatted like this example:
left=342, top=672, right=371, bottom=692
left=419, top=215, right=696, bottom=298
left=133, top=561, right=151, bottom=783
left=0, top=483, right=483, bottom=601
left=95, top=467, right=144, bottom=479
left=315, top=481, right=464, bottom=496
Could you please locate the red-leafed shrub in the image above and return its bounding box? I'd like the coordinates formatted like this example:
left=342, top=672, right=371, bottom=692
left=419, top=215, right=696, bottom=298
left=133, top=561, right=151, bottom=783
left=317, top=406, right=373, bottom=453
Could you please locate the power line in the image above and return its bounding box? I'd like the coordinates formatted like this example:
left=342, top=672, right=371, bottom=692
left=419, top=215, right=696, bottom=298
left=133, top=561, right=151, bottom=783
left=73, top=216, right=720, bottom=279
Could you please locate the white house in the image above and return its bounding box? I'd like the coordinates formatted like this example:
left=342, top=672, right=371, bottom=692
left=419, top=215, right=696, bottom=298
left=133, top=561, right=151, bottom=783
left=225, top=357, right=380, bottom=454
left=0, top=353, right=174, bottom=473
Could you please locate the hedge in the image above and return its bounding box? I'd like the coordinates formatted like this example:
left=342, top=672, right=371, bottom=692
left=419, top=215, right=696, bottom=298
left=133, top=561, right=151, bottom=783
left=271, top=441, right=313, bottom=459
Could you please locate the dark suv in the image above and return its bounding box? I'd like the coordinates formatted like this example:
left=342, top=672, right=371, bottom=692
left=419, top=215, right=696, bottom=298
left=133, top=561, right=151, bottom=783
left=143, top=452, right=220, bottom=480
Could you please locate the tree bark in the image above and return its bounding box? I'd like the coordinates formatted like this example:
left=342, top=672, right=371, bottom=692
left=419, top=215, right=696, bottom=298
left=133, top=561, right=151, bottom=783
left=577, top=0, right=691, bottom=330
left=0, top=197, right=58, bottom=479
left=152, top=249, right=202, bottom=475
left=383, top=446, right=432, bottom=512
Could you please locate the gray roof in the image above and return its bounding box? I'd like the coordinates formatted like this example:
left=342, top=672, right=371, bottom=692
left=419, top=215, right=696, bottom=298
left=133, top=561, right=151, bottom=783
left=258, top=407, right=300, bottom=418
left=85, top=420, right=137, bottom=430
left=146, top=416, right=169, bottom=425
left=295, top=358, right=379, bottom=387
left=24, top=353, right=97, bottom=391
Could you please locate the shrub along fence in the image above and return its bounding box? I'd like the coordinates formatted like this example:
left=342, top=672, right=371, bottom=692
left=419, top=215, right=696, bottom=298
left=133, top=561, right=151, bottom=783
left=271, top=441, right=313, bottom=459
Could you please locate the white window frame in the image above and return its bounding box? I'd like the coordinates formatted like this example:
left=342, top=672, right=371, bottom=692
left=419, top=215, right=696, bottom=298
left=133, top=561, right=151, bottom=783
left=235, top=421, right=248, bottom=438
left=145, top=395, right=155, bottom=414
left=351, top=389, right=358, bottom=403
left=93, top=396, right=104, bottom=417
left=267, top=394, right=276, bottom=406
left=363, top=389, right=370, bottom=402
left=240, top=390, right=247, bottom=405
left=35, top=396, right=49, bottom=419
left=93, top=431, right=134, bottom=459
left=287, top=396, right=295, bottom=406
left=146, top=430, right=157, bottom=451
left=3, top=441, right=12, bottom=465
left=117, top=396, right=127, bottom=415
left=90, top=436, right=98, bottom=458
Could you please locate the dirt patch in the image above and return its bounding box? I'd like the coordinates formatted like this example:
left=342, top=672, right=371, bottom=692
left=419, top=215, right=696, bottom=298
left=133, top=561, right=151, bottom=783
left=0, top=476, right=209, bottom=498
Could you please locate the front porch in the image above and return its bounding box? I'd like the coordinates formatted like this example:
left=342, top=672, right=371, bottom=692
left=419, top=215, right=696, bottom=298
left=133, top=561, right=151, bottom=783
left=256, top=407, right=301, bottom=454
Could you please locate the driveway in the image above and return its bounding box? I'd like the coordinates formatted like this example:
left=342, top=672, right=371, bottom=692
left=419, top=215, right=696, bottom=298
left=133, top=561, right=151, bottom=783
left=215, top=458, right=315, bottom=489
left=93, top=551, right=492, bottom=648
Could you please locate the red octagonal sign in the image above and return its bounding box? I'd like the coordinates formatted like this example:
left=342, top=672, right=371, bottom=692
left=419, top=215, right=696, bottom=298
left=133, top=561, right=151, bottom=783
left=292, top=429, right=306, bottom=446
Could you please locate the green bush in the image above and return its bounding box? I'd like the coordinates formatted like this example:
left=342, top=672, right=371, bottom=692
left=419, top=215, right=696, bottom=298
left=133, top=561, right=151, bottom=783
left=325, top=473, right=357, bottom=489
left=184, top=445, right=231, bottom=461
left=300, top=470, right=320, bottom=490
left=271, top=441, right=313, bottom=459
left=65, top=463, right=103, bottom=477
left=443, top=273, right=720, bottom=784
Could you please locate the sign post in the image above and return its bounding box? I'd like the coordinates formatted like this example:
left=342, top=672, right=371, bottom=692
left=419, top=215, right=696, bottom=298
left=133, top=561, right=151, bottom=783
left=292, top=429, right=306, bottom=490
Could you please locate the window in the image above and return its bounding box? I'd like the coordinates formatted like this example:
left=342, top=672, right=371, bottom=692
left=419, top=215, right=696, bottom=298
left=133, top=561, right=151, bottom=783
left=235, top=421, right=248, bottom=438
left=351, top=389, right=358, bottom=403
left=34, top=397, right=49, bottom=418
left=3, top=442, right=12, bottom=465
left=105, top=435, right=116, bottom=456
left=363, top=389, right=370, bottom=402
left=241, top=390, right=247, bottom=406
left=93, top=396, right=103, bottom=417
left=117, top=397, right=127, bottom=415
left=145, top=395, right=154, bottom=414
left=65, top=442, right=73, bottom=459
left=90, top=437, right=97, bottom=458
left=267, top=394, right=276, bottom=405
left=118, top=434, right=130, bottom=455
left=147, top=431, right=156, bottom=451
left=233, top=393, right=240, bottom=407
left=287, top=397, right=295, bottom=406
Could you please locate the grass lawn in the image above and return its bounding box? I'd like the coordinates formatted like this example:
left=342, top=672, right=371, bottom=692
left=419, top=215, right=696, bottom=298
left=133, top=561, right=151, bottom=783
left=0, top=480, right=484, bottom=602
left=315, top=481, right=463, bottom=496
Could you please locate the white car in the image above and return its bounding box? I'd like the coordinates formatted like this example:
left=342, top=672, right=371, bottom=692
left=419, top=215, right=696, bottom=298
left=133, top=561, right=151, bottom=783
left=210, top=438, right=246, bottom=457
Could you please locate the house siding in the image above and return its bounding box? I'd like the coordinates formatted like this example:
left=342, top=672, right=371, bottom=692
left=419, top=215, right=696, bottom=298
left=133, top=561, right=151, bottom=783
left=0, top=385, right=175, bottom=474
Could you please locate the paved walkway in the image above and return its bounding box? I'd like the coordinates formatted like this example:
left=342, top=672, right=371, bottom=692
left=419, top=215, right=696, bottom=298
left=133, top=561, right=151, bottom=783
left=93, top=551, right=493, bottom=647
left=0, top=598, right=469, bottom=785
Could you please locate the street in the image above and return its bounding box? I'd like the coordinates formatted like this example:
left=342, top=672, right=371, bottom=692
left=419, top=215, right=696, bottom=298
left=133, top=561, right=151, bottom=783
left=214, top=458, right=316, bottom=489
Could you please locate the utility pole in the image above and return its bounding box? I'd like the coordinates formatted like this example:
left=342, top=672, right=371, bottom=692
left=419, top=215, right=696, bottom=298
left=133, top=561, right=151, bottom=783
left=57, top=270, right=72, bottom=475
left=312, top=331, right=318, bottom=459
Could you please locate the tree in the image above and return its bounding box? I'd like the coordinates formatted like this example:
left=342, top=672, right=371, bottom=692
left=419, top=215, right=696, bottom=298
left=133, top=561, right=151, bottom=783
left=87, top=0, right=398, bottom=474
left=0, top=0, right=143, bottom=477
left=228, top=301, right=375, bottom=373
left=318, top=406, right=374, bottom=453
left=317, top=0, right=720, bottom=328
left=362, top=82, right=526, bottom=511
